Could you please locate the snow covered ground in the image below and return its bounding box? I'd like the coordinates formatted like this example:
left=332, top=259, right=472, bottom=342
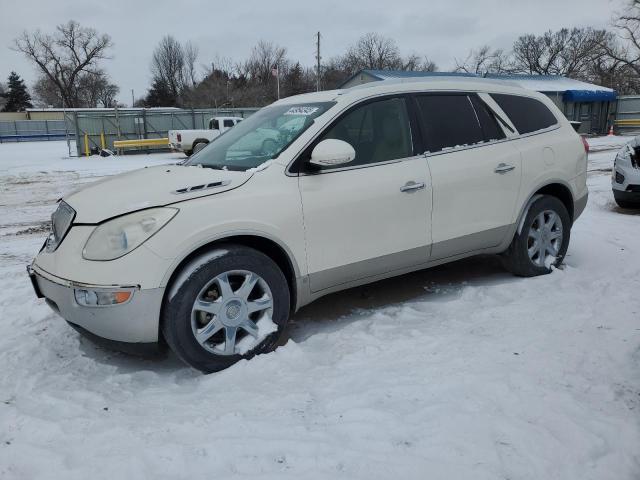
left=0, top=140, right=639, bottom=479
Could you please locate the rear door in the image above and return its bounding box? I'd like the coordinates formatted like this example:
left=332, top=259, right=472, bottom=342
left=414, top=93, right=522, bottom=259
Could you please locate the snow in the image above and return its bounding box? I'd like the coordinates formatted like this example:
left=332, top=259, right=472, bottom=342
left=485, top=75, right=616, bottom=94
left=1, top=140, right=640, bottom=479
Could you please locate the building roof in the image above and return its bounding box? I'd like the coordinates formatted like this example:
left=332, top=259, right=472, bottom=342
left=341, top=70, right=617, bottom=102
left=484, top=74, right=616, bottom=101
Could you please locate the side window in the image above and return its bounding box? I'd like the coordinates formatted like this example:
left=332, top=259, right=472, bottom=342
left=415, top=94, right=484, bottom=153
left=223, top=119, right=235, bottom=128
left=316, top=97, right=413, bottom=168
left=470, top=96, right=506, bottom=142
left=210, top=119, right=220, bottom=130
left=490, top=93, right=558, bottom=134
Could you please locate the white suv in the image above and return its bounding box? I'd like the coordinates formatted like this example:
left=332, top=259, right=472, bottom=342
left=612, top=137, right=640, bottom=208
left=28, top=78, right=589, bottom=372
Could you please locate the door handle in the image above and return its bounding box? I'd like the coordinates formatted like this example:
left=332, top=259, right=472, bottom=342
left=400, top=181, right=426, bottom=193
left=494, top=163, right=516, bottom=174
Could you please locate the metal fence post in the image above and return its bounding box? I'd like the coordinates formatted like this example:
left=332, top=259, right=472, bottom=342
left=142, top=108, right=148, bottom=139
left=14, top=121, right=18, bottom=143
left=73, top=112, right=82, bottom=156
left=115, top=105, right=121, bottom=140
left=191, top=108, right=196, bottom=129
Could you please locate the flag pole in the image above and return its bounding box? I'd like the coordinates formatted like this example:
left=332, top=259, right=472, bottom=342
left=277, top=63, right=280, bottom=100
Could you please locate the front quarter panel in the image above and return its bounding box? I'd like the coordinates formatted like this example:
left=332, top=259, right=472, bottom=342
left=143, top=163, right=307, bottom=288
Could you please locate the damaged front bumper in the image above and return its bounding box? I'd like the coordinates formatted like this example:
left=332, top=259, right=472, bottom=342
left=27, top=264, right=164, bottom=347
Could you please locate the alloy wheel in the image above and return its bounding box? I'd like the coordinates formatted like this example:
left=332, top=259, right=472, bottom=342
left=191, top=270, right=274, bottom=356
left=527, top=209, right=563, bottom=268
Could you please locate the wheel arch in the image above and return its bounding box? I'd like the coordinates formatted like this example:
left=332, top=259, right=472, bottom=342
left=192, top=138, right=210, bottom=147
left=161, top=233, right=300, bottom=315
left=516, top=181, right=575, bottom=236
left=534, top=182, right=575, bottom=222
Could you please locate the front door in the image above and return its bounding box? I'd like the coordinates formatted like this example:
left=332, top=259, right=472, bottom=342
left=298, top=96, right=432, bottom=293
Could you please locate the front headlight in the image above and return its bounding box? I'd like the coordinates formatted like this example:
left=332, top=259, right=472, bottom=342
left=83, top=208, right=178, bottom=261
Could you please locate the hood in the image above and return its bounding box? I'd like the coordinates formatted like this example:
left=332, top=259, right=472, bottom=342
left=65, top=164, right=253, bottom=223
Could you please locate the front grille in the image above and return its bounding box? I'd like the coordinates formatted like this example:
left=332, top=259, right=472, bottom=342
left=632, top=146, right=640, bottom=168
left=627, top=185, right=640, bottom=193
left=46, top=201, right=76, bottom=252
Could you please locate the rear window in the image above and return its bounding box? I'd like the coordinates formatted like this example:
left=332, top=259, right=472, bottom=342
left=415, top=94, right=484, bottom=153
left=490, top=93, right=557, bottom=134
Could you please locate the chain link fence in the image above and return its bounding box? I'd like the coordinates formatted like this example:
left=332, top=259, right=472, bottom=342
left=65, top=107, right=259, bottom=156
left=0, top=120, right=68, bottom=143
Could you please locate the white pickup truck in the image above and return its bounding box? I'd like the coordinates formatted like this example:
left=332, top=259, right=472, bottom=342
left=168, top=116, right=243, bottom=156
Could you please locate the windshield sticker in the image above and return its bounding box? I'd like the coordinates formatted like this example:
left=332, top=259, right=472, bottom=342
left=284, top=106, right=319, bottom=116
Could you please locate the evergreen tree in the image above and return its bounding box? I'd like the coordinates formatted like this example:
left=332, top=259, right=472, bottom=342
left=2, top=72, right=33, bottom=112
left=144, top=78, right=177, bottom=107
left=284, top=62, right=309, bottom=97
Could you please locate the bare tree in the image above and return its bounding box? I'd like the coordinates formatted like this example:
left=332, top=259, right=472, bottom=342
left=342, top=32, right=403, bottom=72
left=601, top=1, right=640, bottom=78
left=184, top=41, right=199, bottom=88
left=77, top=70, right=119, bottom=107
left=418, top=56, right=438, bottom=72
left=455, top=45, right=512, bottom=74
left=14, top=20, right=113, bottom=107
left=151, top=35, right=187, bottom=101
left=511, top=28, right=605, bottom=77
left=242, top=40, right=287, bottom=84
left=33, top=76, right=62, bottom=107
left=402, top=54, right=438, bottom=72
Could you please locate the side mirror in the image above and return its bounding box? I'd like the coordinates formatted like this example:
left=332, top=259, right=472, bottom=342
left=309, top=139, right=356, bottom=167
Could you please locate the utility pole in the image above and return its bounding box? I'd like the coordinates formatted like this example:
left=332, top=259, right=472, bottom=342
left=316, top=32, right=321, bottom=92
left=131, top=89, right=135, bottom=107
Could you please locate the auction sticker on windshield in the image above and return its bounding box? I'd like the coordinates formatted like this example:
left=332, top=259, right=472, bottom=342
left=284, top=106, right=319, bottom=116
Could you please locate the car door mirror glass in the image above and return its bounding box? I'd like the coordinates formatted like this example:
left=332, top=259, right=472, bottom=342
left=309, top=139, right=356, bottom=167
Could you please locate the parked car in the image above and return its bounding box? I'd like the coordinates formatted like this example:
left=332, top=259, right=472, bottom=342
left=612, top=137, right=640, bottom=208
left=28, top=77, right=588, bottom=373
left=168, top=116, right=242, bottom=156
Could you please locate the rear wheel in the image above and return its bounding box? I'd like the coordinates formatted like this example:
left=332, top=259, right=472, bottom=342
left=502, top=196, right=571, bottom=277
left=162, top=245, right=290, bottom=373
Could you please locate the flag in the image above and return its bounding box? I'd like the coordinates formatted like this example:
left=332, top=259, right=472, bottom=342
left=271, top=64, right=279, bottom=77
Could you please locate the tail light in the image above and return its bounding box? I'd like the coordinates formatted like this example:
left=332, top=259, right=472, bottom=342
left=580, top=136, right=589, bottom=154
left=177, top=133, right=182, bottom=142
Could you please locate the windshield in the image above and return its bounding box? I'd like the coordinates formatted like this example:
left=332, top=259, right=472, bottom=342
left=186, top=102, right=335, bottom=171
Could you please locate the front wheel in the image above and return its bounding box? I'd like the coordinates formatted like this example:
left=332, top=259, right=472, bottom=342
left=502, top=196, right=571, bottom=277
left=162, top=245, right=290, bottom=373
left=613, top=192, right=640, bottom=209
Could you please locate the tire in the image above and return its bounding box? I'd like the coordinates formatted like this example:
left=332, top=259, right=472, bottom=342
left=184, top=149, right=193, bottom=157
left=162, top=245, right=290, bottom=373
left=192, top=141, right=208, bottom=155
left=501, top=195, right=571, bottom=277
left=614, top=197, right=640, bottom=209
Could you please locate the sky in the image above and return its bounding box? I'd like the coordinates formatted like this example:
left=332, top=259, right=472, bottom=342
left=0, top=0, right=625, bottom=105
